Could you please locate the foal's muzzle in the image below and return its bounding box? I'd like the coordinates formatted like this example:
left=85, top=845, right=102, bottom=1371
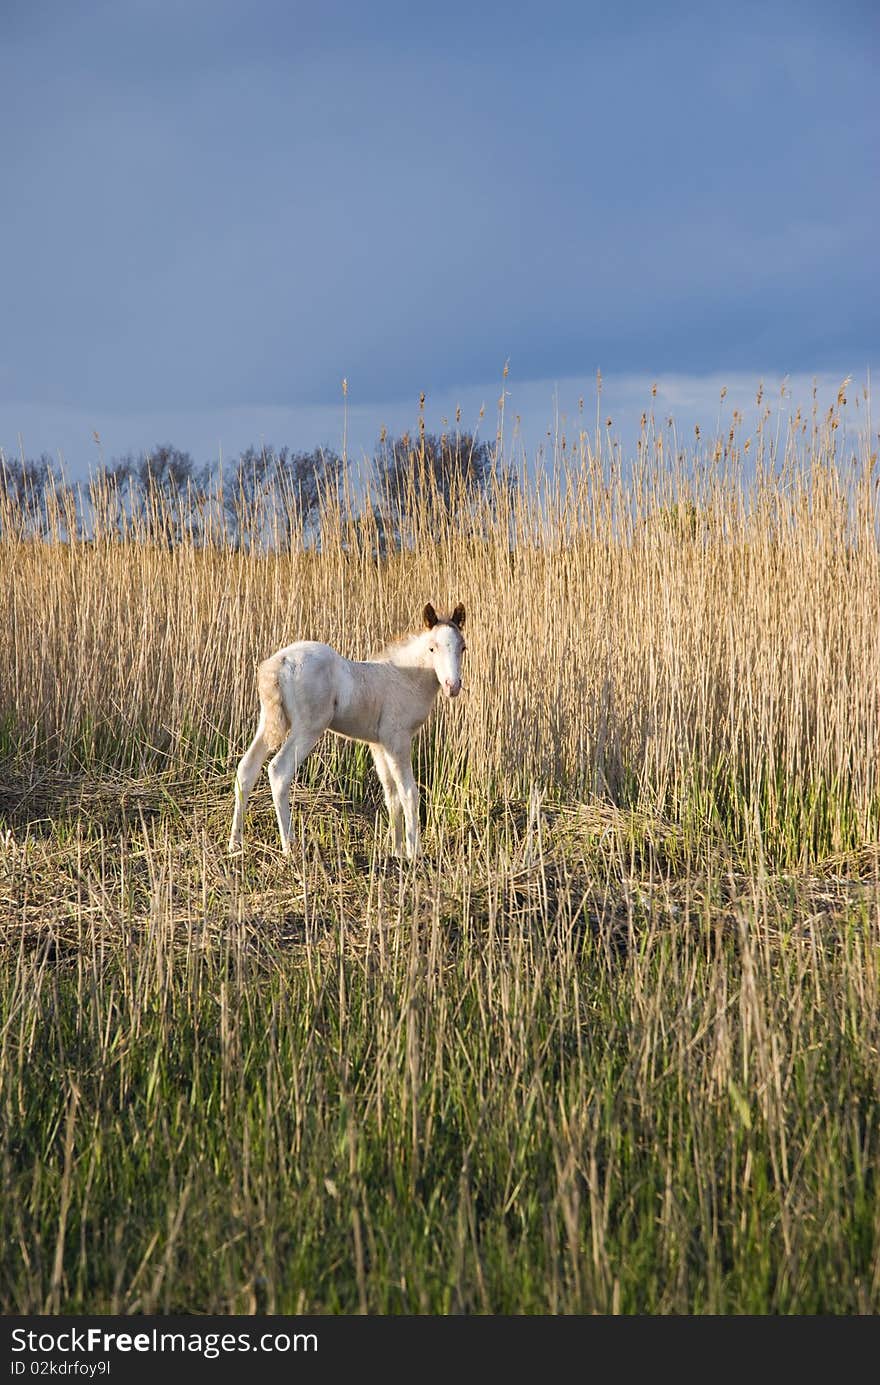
left=444, top=679, right=462, bottom=699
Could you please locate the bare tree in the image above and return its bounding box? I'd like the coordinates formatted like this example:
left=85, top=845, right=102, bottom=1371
left=0, top=453, right=64, bottom=538
left=373, top=430, right=512, bottom=546
left=123, top=444, right=211, bottom=547
left=225, top=444, right=343, bottom=549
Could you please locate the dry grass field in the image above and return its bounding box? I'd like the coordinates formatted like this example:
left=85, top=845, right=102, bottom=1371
left=1, top=386, right=878, bottom=1312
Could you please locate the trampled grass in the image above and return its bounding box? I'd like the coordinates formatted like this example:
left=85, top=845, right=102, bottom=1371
left=1, top=386, right=878, bottom=1312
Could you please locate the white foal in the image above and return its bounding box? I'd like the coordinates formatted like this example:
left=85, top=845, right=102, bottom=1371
left=228, top=602, right=466, bottom=859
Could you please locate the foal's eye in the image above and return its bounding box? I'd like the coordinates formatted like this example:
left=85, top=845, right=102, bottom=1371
left=429, top=645, right=435, bottom=653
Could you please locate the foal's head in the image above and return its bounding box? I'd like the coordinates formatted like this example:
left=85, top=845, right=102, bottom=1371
left=422, top=602, right=466, bottom=699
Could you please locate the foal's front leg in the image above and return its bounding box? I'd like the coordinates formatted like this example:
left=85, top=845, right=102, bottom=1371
left=384, top=742, right=421, bottom=860
left=371, top=745, right=405, bottom=857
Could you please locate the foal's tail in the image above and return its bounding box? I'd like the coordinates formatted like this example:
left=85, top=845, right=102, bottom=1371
left=257, top=653, right=290, bottom=751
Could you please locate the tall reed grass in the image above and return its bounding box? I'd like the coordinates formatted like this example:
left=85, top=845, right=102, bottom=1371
left=1, top=383, right=876, bottom=865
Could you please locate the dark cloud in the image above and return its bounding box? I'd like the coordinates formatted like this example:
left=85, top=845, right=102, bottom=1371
left=1, top=0, right=876, bottom=421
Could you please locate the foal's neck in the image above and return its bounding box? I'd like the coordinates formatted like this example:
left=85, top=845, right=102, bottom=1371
left=378, top=635, right=438, bottom=691
left=376, top=632, right=430, bottom=672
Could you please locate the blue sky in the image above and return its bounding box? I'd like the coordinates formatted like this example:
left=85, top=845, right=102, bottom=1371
left=1, top=0, right=877, bottom=473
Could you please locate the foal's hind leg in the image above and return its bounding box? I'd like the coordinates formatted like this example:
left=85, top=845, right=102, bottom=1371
left=228, top=728, right=270, bottom=852
left=268, top=726, right=323, bottom=855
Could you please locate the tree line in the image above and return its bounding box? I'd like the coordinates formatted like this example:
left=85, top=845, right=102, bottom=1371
left=0, top=431, right=511, bottom=549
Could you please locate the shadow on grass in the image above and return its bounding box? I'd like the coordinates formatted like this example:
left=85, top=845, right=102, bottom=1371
left=0, top=767, right=182, bottom=835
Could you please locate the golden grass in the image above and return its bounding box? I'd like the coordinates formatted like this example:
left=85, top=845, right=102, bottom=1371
left=1, top=385, right=877, bottom=865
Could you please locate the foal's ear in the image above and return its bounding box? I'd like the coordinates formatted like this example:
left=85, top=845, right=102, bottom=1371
left=451, top=603, right=466, bottom=629
left=423, top=603, right=439, bottom=629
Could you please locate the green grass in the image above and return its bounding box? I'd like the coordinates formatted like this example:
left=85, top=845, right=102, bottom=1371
left=1, top=771, right=877, bottom=1314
